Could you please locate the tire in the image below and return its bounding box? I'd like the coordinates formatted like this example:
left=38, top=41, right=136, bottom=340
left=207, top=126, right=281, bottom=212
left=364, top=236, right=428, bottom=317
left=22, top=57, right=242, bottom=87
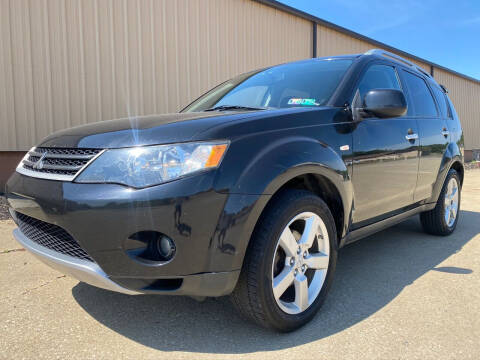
left=420, top=169, right=461, bottom=236
left=231, top=189, right=338, bottom=332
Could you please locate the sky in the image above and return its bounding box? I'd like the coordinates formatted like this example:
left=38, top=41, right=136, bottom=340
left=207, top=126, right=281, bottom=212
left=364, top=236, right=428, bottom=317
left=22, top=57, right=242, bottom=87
left=278, top=0, right=480, bottom=80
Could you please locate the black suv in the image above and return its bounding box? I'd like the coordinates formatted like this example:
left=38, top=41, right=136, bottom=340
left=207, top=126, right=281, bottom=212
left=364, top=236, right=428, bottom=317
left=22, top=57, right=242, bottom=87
left=6, top=49, right=463, bottom=332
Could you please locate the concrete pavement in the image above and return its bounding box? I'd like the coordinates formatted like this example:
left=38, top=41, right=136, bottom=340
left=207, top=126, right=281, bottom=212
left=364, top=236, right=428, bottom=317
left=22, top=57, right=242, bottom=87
left=1, top=170, right=479, bottom=359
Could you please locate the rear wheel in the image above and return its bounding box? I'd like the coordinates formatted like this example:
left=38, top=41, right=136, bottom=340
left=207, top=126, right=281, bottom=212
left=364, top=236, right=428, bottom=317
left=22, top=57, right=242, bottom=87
left=420, top=169, right=461, bottom=236
left=231, top=189, right=337, bottom=332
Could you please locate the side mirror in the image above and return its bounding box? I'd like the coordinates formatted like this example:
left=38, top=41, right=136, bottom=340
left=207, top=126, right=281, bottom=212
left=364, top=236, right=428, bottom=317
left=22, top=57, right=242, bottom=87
left=362, top=89, right=407, bottom=118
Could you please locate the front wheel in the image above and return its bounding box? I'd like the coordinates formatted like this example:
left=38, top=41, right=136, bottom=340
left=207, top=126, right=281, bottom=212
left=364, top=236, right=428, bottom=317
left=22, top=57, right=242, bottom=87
left=231, top=189, right=337, bottom=332
left=420, top=169, right=461, bottom=236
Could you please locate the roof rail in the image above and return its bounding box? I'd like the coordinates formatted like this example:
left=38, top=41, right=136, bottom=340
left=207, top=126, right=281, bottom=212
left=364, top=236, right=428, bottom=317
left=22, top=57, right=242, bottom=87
left=364, top=49, right=432, bottom=78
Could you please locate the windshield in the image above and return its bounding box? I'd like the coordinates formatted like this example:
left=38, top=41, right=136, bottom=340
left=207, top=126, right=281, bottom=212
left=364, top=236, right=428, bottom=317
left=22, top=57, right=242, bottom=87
left=182, top=59, right=353, bottom=112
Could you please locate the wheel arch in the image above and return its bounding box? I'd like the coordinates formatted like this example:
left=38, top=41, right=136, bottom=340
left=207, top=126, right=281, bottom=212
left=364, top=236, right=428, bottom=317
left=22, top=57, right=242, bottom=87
left=234, top=164, right=353, bottom=270
left=429, top=141, right=464, bottom=203
left=450, top=160, right=464, bottom=187
left=261, top=172, right=346, bottom=246
left=210, top=137, right=353, bottom=273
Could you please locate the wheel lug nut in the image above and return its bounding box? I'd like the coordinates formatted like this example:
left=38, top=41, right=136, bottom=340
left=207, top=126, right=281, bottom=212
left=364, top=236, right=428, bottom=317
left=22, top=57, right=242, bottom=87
left=294, top=269, right=298, bottom=276
left=302, top=265, right=306, bottom=272
left=303, top=251, right=307, bottom=258
left=297, top=247, right=301, bottom=254
left=290, top=258, right=295, bottom=266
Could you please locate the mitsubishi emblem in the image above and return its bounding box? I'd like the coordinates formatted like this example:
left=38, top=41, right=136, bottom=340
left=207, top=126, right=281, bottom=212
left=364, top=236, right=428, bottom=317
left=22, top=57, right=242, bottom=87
left=33, top=152, right=47, bottom=170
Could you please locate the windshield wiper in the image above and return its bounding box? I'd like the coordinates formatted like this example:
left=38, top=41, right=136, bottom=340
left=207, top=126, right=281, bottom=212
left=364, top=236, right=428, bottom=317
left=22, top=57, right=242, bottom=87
left=204, top=105, right=269, bottom=112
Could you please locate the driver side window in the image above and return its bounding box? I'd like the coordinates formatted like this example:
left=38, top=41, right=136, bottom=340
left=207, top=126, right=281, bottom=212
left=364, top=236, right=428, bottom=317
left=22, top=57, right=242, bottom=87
left=358, top=64, right=401, bottom=99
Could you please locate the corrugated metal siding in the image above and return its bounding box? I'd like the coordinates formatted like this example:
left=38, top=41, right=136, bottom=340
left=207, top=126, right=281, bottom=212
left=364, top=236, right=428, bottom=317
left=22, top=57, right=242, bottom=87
left=0, top=0, right=312, bottom=151
left=434, top=68, right=480, bottom=150
left=316, top=24, right=430, bottom=75
left=1, top=0, right=478, bottom=152
left=317, top=24, right=374, bottom=56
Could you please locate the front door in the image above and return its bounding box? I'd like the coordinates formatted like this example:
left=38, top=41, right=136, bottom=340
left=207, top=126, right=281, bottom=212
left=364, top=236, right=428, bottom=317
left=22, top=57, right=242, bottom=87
left=351, top=63, right=420, bottom=225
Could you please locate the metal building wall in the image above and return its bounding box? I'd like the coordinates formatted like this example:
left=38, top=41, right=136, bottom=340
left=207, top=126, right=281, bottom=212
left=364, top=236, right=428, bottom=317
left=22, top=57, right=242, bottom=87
left=434, top=68, right=480, bottom=150
left=0, top=0, right=312, bottom=151
left=0, top=0, right=479, bottom=155
left=316, top=24, right=430, bottom=79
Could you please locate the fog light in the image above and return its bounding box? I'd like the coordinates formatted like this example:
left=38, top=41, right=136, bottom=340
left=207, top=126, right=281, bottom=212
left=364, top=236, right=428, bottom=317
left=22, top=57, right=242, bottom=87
left=158, top=235, right=176, bottom=260
left=125, top=231, right=176, bottom=263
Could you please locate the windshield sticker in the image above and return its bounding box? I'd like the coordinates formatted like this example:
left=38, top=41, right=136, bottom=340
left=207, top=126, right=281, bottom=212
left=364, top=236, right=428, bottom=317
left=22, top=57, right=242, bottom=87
left=287, top=98, right=319, bottom=106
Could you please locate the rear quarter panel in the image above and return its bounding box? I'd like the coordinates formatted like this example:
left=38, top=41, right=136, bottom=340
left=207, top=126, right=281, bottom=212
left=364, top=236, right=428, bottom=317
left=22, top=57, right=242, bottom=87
left=428, top=97, right=464, bottom=203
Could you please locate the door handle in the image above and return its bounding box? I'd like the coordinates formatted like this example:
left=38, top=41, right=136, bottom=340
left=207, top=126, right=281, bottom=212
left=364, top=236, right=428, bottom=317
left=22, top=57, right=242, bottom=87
left=442, top=129, right=449, bottom=137
left=405, top=133, right=418, bottom=141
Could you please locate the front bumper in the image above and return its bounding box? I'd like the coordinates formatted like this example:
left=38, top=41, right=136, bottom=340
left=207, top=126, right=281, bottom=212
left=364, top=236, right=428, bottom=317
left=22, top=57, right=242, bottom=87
left=13, top=228, right=138, bottom=295
left=6, top=171, right=247, bottom=296
left=13, top=228, right=239, bottom=296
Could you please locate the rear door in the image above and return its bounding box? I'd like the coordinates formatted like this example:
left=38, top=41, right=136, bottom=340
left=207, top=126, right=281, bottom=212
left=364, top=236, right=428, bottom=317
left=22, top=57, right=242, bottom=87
left=351, top=63, right=420, bottom=225
left=399, top=70, right=449, bottom=201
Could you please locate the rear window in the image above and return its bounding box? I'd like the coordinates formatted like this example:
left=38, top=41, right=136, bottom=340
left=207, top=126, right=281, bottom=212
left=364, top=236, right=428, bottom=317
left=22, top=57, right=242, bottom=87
left=401, top=70, right=438, bottom=117
left=445, top=95, right=456, bottom=119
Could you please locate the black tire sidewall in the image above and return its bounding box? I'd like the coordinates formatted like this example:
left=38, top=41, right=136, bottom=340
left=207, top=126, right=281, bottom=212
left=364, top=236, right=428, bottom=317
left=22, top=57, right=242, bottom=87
left=255, top=191, right=338, bottom=331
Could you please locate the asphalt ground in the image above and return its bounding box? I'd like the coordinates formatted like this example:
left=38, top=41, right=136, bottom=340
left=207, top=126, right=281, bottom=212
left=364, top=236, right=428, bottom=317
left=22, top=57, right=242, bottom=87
left=1, top=170, right=479, bottom=359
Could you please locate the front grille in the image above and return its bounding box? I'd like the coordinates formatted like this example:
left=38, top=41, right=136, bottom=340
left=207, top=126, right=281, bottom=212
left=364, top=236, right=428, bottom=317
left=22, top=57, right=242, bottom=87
left=13, top=211, right=94, bottom=262
left=17, top=147, right=103, bottom=181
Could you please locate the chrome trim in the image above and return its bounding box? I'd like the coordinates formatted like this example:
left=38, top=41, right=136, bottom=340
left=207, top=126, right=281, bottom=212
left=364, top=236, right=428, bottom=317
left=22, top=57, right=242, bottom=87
left=16, top=148, right=106, bottom=182
left=13, top=228, right=139, bottom=295
left=30, top=150, right=94, bottom=160
left=405, top=133, right=419, bottom=141
left=16, top=166, right=77, bottom=181
left=22, top=160, right=83, bottom=171
left=72, top=149, right=106, bottom=180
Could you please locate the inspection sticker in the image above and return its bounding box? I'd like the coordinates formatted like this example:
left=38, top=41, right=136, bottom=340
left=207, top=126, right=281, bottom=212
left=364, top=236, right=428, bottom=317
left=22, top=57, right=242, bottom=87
left=287, top=98, right=319, bottom=106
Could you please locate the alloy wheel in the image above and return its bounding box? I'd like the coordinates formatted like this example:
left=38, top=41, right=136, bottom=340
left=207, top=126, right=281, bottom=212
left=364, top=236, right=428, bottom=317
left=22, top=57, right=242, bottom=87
left=444, top=177, right=459, bottom=227
left=271, top=212, right=329, bottom=315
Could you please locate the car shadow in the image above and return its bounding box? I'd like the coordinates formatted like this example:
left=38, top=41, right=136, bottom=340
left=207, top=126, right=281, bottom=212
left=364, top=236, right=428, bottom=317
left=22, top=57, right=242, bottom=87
left=72, top=210, right=479, bottom=354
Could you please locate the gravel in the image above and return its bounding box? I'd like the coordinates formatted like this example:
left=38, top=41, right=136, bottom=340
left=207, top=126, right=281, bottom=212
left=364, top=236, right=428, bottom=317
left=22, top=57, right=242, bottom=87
left=465, top=161, right=480, bottom=170
left=0, top=196, right=10, bottom=221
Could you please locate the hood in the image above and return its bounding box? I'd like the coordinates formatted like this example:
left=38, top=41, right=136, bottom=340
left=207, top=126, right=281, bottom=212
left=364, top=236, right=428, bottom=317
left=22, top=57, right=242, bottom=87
left=38, top=112, right=250, bottom=149
left=38, top=107, right=340, bottom=149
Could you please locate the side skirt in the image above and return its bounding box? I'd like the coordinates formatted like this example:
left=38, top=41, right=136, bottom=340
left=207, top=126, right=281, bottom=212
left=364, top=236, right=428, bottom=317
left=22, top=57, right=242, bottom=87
left=340, top=203, right=436, bottom=247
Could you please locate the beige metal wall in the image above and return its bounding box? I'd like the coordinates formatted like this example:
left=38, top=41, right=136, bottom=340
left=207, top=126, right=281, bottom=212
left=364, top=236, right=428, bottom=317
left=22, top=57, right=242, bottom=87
left=434, top=68, right=480, bottom=150
left=0, top=0, right=479, bottom=152
left=316, top=24, right=430, bottom=80
left=0, top=0, right=312, bottom=151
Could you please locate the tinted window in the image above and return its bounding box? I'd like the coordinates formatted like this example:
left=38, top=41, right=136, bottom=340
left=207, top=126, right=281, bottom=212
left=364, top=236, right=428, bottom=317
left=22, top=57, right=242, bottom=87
left=445, top=95, right=454, bottom=119
left=183, top=59, right=353, bottom=112
left=401, top=70, right=438, bottom=117
left=358, top=64, right=401, bottom=98
left=431, top=84, right=449, bottom=118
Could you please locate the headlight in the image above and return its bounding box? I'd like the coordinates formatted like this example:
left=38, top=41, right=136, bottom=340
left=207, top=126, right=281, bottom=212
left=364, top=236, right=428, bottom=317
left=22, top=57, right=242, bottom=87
left=75, top=141, right=229, bottom=188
